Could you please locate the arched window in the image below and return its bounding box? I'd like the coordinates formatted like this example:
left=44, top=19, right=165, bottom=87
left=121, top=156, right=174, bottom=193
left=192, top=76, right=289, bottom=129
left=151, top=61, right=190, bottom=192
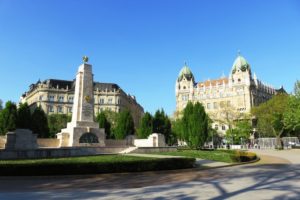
left=79, top=133, right=99, bottom=143
left=214, top=124, right=218, bottom=130
left=222, top=125, right=226, bottom=130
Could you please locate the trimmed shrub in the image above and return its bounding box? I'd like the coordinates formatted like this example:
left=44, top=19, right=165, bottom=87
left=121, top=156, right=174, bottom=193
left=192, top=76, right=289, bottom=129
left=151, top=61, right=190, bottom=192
left=231, top=151, right=257, bottom=162
left=0, top=156, right=195, bottom=176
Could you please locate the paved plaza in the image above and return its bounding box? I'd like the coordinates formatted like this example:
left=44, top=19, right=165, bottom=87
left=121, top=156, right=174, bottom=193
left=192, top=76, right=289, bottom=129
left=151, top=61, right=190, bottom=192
left=0, top=150, right=299, bottom=200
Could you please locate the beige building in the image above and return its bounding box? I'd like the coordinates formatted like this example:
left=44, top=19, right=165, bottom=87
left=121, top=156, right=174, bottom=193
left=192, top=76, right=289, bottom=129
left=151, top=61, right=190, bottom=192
left=175, top=54, right=284, bottom=135
left=21, top=79, right=144, bottom=127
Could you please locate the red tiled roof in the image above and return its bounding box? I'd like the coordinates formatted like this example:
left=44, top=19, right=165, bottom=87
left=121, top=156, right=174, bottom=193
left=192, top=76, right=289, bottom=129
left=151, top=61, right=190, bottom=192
left=198, top=78, right=228, bottom=87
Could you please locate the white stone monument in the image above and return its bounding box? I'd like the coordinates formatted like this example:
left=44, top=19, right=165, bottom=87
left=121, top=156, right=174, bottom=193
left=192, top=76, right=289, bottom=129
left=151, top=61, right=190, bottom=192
left=57, top=57, right=105, bottom=147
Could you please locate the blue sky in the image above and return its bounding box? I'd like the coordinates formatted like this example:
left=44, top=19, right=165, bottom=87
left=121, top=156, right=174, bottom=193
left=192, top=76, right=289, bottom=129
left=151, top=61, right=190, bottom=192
left=0, top=0, right=299, bottom=115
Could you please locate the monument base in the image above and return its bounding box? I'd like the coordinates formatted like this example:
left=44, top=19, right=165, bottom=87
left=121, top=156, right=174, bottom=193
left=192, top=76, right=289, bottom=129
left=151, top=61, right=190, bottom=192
left=57, top=121, right=105, bottom=147
left=5, top=129, right=38, bottom=150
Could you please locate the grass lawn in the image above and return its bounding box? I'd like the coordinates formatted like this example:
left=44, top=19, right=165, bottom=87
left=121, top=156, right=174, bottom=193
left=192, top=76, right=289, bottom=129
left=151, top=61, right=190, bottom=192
left=153, top=150, right=239, bottom=163
left=0, top=155, right=195, bottom=176
left=0, top=155, right=157, bottom=165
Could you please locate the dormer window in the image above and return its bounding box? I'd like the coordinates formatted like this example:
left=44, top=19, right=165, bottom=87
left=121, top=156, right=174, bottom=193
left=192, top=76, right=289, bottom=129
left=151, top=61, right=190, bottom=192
left=238, top=78, right=241, bottom=82
left=183, top=86, right=186, bottom=89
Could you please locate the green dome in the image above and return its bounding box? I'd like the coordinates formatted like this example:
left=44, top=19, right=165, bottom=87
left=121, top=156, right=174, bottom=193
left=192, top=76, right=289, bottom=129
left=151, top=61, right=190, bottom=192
left=231, top=55, right=250, bottom=74
left=178, top=64, right=194, bottom=82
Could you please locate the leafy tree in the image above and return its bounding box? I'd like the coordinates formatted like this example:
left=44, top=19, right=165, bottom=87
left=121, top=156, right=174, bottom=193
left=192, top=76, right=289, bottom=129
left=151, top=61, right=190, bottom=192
left=16, top=103, right=31, bottom=129
left=137, top=112, right=153, bottom=139
left=114, top=109, right=135, bottom=139
left=48, top=114, right=71, bottom=138
left=171, top=119, right=184, bottom=141
left=210, top=101, right=246, bottom=140
left=206, top=118, right=220, bottom=147
left=225, top=120, right=252, bottom=145
left=31, top=107, right=49, bottom=138
left=284, top=82, right=300, bottom=135
left=0, top=99, right=3, bottom=111
left=96, top=112, right=112, bottom=139
left=0, top=101, right=17, bottom=135
left=181, top=102, right=208, bottom=149
left=100, top=110, right=118, bottom=130
left=294, top=80, right=300, bottom=97
left=153, top=109, right=172, bottom=145
left=251, top=94, right=289, bottom=148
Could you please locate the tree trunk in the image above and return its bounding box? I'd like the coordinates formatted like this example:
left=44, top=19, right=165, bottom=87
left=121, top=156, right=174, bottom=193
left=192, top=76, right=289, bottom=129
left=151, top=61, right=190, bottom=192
left=275, top=129, right=284, bottom=149
left=276, top=136, right=282, bottom=149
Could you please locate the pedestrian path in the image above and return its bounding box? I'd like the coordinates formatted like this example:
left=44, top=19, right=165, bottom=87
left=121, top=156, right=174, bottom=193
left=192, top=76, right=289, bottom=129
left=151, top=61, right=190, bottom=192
left=195, top=158, right=230, bottom=168
left=125, top=153, right=230, bottom=168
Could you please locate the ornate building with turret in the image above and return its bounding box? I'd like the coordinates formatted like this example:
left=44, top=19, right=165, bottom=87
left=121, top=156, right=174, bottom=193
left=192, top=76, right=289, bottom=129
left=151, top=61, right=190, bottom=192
left=20, top=79, right=144, bottom=127
left=175, top=54, right=284, bottom=135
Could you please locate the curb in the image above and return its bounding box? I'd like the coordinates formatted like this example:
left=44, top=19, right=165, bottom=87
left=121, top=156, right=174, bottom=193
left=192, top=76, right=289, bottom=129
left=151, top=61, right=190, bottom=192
left=195, top=156, right=261, bottom=171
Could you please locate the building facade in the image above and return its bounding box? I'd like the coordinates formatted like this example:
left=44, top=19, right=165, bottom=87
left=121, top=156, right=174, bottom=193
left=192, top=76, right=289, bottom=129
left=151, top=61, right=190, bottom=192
left=21, top=79, right=144, bottom=127
left=175, top=54, right=284, bottom=135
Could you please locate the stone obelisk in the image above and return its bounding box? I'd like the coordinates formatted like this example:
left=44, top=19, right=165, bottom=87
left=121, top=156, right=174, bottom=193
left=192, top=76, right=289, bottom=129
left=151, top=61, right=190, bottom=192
left=57, top=57, right=105, bottom=147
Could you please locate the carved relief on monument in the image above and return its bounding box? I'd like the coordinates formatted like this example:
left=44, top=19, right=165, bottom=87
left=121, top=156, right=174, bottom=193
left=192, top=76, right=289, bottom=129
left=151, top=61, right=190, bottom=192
left=79, top=133, right=99, bottom=143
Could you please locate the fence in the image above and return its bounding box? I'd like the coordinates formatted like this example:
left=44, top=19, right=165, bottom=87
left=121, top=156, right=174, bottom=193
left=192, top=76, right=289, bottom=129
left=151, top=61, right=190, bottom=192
left=257, top=137, right=299, bottom=149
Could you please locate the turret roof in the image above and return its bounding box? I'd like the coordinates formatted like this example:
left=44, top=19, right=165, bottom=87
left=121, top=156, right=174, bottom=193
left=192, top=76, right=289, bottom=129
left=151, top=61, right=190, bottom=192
left=178, top=63, right=194, bottom=82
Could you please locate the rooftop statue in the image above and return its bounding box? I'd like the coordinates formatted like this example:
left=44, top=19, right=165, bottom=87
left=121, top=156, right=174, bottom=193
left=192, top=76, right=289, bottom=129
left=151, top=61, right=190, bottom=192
left=83, top=56, right=89, bottom=63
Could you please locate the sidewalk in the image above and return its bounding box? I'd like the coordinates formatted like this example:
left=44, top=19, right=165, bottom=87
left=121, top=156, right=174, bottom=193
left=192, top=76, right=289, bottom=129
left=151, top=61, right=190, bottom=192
left=125, top=153, right=230, bottom=168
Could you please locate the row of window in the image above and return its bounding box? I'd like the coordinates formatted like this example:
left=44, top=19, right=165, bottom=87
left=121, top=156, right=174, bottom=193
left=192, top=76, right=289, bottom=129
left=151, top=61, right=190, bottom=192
left=43, top=95, right=121, bottom=105
left=214, top=124, right=226, bottom=131
left=41, top=95, right=74, bottom=103
left=98, top=98, right=121, bottom=105
left=206, top=101, right=231, bottom=110
left=98, top=107, right=121, bottom=113
left=47, top=105, right=124, bottom=114
left=48, top=105, right=72, bottom=113
left=182, top=93, right=237, bottom=101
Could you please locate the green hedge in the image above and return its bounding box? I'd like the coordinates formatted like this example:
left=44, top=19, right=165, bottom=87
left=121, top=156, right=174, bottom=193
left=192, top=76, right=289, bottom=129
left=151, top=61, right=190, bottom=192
left=0, top=156, right=195, bottom=176
left=230, top=151, right=257, bottom=162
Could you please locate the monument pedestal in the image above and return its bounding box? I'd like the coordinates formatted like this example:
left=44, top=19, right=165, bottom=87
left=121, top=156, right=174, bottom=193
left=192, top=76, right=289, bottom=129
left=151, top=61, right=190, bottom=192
left=57, top=59, right=105, bottom=147
left=5, top=129, right=38, bottom=150
left=57, top=121, right=105, bottom=147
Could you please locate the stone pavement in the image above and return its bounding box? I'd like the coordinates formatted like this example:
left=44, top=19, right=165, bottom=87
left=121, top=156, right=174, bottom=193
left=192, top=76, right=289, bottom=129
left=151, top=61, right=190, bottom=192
left=250, top=149, right=300, bottom=164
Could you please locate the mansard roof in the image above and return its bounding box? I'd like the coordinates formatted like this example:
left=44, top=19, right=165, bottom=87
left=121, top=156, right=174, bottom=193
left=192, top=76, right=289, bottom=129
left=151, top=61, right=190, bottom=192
left=27, top=79, right=122, bottom=93
left=42, top=79, right=74, bottom=90
left=94, top=82, right=120, bottom=91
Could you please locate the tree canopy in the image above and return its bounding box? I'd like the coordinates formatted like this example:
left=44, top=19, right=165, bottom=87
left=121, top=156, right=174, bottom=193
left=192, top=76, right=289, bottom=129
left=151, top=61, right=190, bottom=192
left=251, top=94, right=289, bottom=148
left=0, top=101, right=17, bottom=135
left=225, top=120, right=252, bottom=145
left=0, top=99, right=3, bottom=111
left=294, top=80, right=300, bottom=97
left=137, top=112, right=153, bottom=139
left=48, top=114, right=71, bottom=138
left=181, top=102, right=208, bottom=149
left=31, top=107, right=49, bottom=138
left=284, top=82, right=300, bottom=135
left=153, top=109, right=172, bottom=145
left=16, top=103, right=31, bottom=129
left=96, top=112, right=112, bottom=138
left=114, top=109, right=135, bottom=139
